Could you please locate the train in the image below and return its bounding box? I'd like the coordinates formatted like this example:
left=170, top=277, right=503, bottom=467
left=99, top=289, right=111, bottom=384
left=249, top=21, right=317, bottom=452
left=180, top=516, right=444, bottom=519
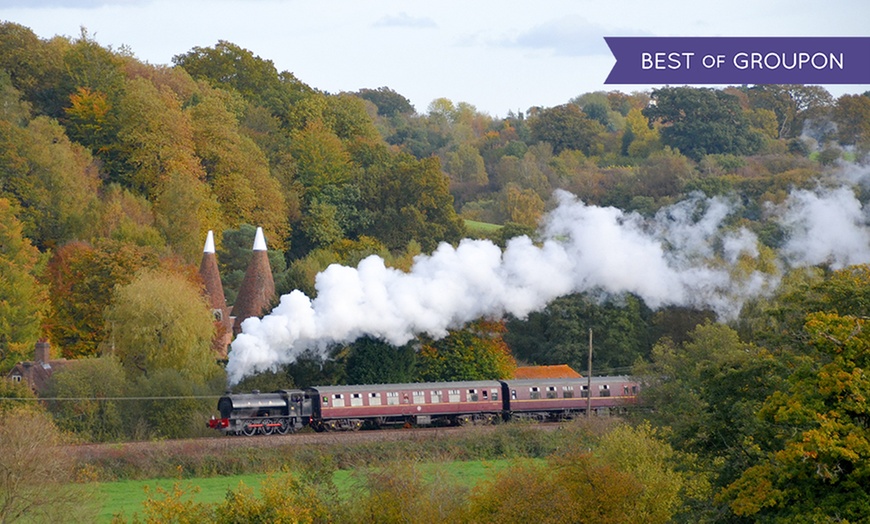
left=208, top=375, right=639, bottom=436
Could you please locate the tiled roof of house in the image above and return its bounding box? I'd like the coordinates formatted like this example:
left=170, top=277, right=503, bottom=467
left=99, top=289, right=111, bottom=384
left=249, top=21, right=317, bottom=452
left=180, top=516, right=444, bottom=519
left=514, top=364, right=582, bottom=379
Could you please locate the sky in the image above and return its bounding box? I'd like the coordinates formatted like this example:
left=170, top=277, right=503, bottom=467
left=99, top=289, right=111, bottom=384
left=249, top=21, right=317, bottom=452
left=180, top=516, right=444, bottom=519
left=1, top=0, right=868, bottom=116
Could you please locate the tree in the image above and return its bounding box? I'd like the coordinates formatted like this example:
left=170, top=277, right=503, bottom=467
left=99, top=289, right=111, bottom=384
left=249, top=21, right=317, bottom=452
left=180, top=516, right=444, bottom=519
left=506, top=293, right=652, bottom=375
left=419, top=320, right=516, bottom=381
left=44, top=355, right=127, bottom=441
left=0, top=404, right=95, bottom=523
left=104, top=268, right=222, bottom=381
left=344, top=337, right=419, bottom=385
left=356, top=86, right=415, bottom=117
left=723, top=312, right=870, bottom=522
left=44, top=240, right=160, bottom=359
left=644, top=87, right=762, bottom=161
left=633, top=321, right=789, bottom=517
left=833, top=94, right=870, bottom=146
left=747, top=84, right=833, bottom=139
left=528, top=103, right=606, bottom=155
left=357, top=149, right=465, bottom=252
left=0, top=198, right=47, bottom=372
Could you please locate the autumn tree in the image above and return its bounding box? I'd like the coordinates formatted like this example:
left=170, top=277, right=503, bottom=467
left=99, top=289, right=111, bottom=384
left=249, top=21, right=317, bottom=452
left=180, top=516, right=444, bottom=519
left=0, top=404, right=96, bottom=523
left=44, top=240, right=160, bottom=359
left=469, top=425, right=687, bottom=523
left=0, top=198, right=47, bottom=371
left=104, top=268, right=222, bottom=381
left=833, top=93, right=870, bottom=146
left=723, top=312, right=870, bottom=522
left=746, top=84, right=833, bottom=139
left=419, top=320, right=516, bottom=381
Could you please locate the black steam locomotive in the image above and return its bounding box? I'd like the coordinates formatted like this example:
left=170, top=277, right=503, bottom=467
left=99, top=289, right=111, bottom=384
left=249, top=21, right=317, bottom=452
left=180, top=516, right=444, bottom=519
left=208, top=376, right=638, bottom=435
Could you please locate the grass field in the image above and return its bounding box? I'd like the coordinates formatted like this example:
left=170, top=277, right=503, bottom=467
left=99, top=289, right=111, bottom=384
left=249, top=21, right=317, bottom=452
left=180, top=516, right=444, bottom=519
left=97, top=459, right=519, bottom=522
left=464, top=219, right=502, bottom=236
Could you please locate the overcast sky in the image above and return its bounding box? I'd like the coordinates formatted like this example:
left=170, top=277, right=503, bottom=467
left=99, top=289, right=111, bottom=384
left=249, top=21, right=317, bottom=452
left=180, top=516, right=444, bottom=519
left=1, top=0, right=868, bottom=116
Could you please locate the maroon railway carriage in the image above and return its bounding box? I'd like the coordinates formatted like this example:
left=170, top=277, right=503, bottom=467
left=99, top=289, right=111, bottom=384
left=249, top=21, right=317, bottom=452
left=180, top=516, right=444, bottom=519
left=306, top=380, right=504, bottom=431
left=501, top=376, right=638, bottom=421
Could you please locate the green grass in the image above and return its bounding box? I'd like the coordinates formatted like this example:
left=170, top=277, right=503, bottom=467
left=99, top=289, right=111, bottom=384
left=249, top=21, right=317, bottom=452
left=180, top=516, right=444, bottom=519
left=464, top=219, right=502, bottom=235
left=96, top=459, right=521, bottom=523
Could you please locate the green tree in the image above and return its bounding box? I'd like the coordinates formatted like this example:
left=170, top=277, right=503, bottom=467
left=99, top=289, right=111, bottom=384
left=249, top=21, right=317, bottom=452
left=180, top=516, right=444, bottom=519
left=528, top=103, right=607, bottom=155
left=644, top=87, right=762, bottom=161
left=634, top=321, right=789, bottom=517
left=127, top=368, right=218, bottom=440
left=419, top=320, right=516, bottom=381
left=44, top=355, right=127, bottom=441
left=357, top=149, right=464, bottom=251
left=506, top=293, right=652, bottom=375
left=0, top=198, right=47, bottom=371
left=104, top=268, right=222, bottom=381
left=217, top=224, right=287, bottom=304
left=173, top=40, right=314, bottom=131
left=344, top=337, right=419, bottom=385
left=356, top=86, right=415, bottom=117
left=723, top=312, right=870, bottom=522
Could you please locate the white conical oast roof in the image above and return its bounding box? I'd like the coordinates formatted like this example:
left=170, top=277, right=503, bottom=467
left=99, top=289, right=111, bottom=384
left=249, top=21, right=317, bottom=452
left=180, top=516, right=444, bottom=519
left=203, top=230, right=216, bottom=254
left=253, top=227, right=267, bottom=251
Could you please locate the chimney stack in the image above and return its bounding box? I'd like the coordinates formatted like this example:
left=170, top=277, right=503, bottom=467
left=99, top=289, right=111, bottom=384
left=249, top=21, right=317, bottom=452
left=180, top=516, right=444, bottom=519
left=35, top=339, right=50, bottom=363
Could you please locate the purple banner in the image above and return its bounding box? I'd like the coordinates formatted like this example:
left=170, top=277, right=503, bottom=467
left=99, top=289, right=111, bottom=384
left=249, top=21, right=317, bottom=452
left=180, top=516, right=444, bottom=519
left=605, top=37, right=870, bottom=84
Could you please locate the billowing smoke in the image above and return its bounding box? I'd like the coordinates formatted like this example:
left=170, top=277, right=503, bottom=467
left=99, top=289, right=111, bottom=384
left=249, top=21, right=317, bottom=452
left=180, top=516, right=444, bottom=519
left=226, top=168, right=870, bottom=384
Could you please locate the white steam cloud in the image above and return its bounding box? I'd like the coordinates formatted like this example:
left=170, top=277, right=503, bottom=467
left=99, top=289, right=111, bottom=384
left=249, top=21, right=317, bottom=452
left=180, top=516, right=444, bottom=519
left=226, top=168, right=870, bottom=384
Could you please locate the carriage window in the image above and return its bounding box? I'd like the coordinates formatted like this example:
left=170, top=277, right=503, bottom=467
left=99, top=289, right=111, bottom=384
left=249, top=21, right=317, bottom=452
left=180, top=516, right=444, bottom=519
left=482, top=390, right=488, bottom=400
left=413, top=391, right=426, bottom=404
left=369, top=392, right=382, bottom=406
left=581, top=385, right=589, bottom=398
left=322, top=396, right=329, bottom=406
left=333, top=393, right=345, bottom=407
left=351, top=393, right=363, bottom=407
left=431, top=390, right=442, bottom=403
left=563, top=386, right=574, bottom=399
left=468, top=389, right=479, bottom=401
left=448, top=389, right=460, bottom=402
left=511, top=389, right=517, bottom=400
left=387, top=391, right=399, bottom=405
left=492, top=389, right=499, bottom=401
left=530, top=386, right=541, bottom=400
left=599, top=385, right=611, bottom=397
left=546, top=386, right=557, bottom=399
left=631, top=385, right=638, bottom=395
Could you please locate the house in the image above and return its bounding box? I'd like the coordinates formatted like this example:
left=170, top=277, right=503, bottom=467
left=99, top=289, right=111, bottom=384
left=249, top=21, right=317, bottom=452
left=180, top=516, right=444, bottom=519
left=6, top=340, right=73, bottom=394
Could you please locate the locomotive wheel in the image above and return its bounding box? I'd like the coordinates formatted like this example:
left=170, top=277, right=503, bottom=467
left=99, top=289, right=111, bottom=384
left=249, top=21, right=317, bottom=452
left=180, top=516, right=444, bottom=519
left=261, top=419, right=275, bottom=436
left=276, top=419, right=293, bottom=435
left=241, top=422, right=257, bottom=437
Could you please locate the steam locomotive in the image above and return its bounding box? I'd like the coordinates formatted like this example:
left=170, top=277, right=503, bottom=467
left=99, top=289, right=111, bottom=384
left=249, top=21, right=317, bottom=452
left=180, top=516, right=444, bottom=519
left=208, top=376, right=639, bottom=436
